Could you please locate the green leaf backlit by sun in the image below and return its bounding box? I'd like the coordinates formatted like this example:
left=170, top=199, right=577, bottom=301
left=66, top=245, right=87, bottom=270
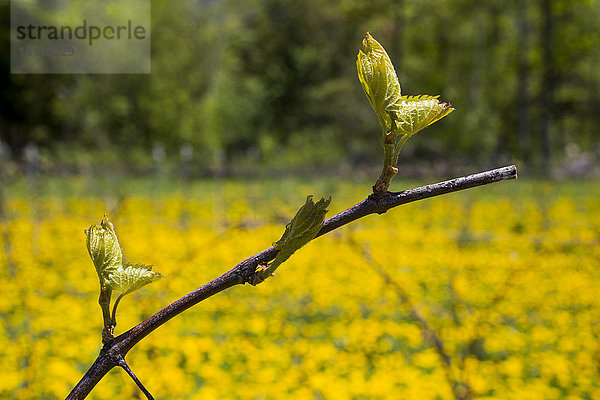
left=251, top=195, right=330, bottom=285
left=357, top=32, right=454, bottom=193
left=356, top=32, right=401, bottom=132
left=85, top=216, right=122, bottom=285
left=107, top=263, right=162, bottom=296
left=394, top=95, right=454, bottom=137
left=85, top=216, right=163, bottom=330
left=357, top=32, right=454, bottom=138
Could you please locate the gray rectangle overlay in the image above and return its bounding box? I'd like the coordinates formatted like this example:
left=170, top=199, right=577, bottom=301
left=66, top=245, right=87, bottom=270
left=11, top=0, right=151, bottom=74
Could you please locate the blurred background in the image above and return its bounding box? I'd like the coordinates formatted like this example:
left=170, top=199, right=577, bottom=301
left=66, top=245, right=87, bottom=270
left=2, top=0, right=599, bottom=181
left=2, top=1, right=600, bottom=399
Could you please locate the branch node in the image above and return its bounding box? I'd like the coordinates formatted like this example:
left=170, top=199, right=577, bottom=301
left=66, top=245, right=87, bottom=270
left=367, top=192, right=393, bottom=214
left=102, top=326, right=115, bottom=345
left=249, top=265, right=269, bottom=286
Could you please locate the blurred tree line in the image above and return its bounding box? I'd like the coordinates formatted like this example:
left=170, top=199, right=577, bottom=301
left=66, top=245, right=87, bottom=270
left=2, top=0, right=599, bottom=176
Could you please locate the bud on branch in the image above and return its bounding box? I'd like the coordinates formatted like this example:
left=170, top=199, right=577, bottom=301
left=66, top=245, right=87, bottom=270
left=357, top=32, right=454, bottom=193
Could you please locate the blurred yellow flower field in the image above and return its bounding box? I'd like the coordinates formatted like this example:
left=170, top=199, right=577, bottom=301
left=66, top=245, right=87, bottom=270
left=1, top=178, right=599, bottom=399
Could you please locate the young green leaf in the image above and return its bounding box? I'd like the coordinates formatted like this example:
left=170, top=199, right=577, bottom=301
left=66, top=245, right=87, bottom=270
left=357, top=32, right=454, bottom=194
left=393, top=95, right=454, bottom=137
left=357, top=31, right=401, bottom=132
left=107, top=263, right=163, bottom=296
left=251, top=196, right=331, bottom=284
left=85, top=216, right=123, bottom=284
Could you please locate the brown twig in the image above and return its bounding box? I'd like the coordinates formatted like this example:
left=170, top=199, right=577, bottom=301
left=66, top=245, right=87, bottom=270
left=117, top=356, right=155, bottom=400
left=65, top=165, right=517, bottom=399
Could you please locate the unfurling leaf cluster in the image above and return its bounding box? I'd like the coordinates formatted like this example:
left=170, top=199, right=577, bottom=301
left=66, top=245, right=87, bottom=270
left=251, top=195, right=331, bottom=285
left=85, top=216, right=162, bottom=334
left=357, top=32, right=454, bottom=193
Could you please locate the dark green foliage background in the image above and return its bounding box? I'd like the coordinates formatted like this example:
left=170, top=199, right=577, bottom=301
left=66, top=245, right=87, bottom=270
left=2, top=0, right=599, bottom=175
